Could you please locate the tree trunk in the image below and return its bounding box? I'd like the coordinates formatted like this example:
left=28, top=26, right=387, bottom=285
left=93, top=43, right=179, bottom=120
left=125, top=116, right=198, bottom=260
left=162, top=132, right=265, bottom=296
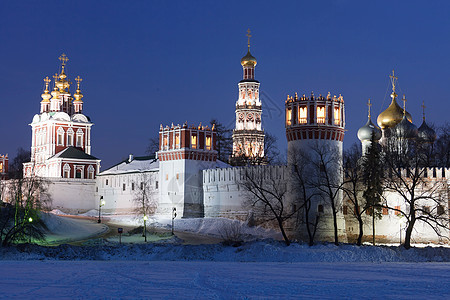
left=277, top=217, right=290, bottom=246
left=404, top=218, right=415, bottom=249
left=357, top=216, right=364, bottom=246
left=372, top=210, right=375, bottom=246
left=331, top=203, right=338, bottom=246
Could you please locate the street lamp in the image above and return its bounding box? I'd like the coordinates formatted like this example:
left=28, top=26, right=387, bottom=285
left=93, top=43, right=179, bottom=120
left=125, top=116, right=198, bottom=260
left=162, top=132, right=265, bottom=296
left=143, top=215, right=148, bottom=242
left=171, top=207, right=177, bottom=235
left=97, top=196, right=105, bottom=223
left=28, top=217, right=33, bottom=243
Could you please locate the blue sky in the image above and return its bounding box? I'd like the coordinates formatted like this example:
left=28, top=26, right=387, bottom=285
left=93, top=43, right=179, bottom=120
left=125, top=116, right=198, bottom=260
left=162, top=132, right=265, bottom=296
left=1, top=1, right=449, bottom=168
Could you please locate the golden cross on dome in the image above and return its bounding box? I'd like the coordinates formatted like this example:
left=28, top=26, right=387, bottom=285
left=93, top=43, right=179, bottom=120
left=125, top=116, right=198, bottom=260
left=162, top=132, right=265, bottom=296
left=75, top=76, right=82, bottom=89
left=402, top=94, right=407, bottom=115
left=389, top=69, right=398, bottom=93
left=43, top=76, right=50, bottom=86
left=246, top=28, right=252, bottom=49
left=367, top=98, right=372, bottom=118
left=59, top=53, right=69, bottom=66
left=422, top=101, right=426, bottom=121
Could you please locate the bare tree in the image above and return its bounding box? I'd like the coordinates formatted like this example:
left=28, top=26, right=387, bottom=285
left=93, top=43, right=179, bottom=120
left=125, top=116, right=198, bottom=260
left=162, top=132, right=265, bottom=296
left=288, top=149, right=320, bottom=246
left=382, top=135, right=449, bottom=249
left=342, top=144, right=367, bottom=245
left=132, top=172, right=158, bottom=240
left=308, top=143, right=344, bottom=246
left=146, top=136, right=160, bottom=156
left=1, top=174, right=50, bottom=246
left=210, top=119, right=233, bottom=163
left=239, top=166, right=294, bottom=245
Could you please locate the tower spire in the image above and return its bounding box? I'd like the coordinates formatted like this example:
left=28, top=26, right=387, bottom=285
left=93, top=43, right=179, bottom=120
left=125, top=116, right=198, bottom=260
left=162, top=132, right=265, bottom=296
left=246, top=28, right=251, bottom=51
left=367, top=98, right=372, bottom=118
left=402, top=94, right=407, bottom=115
left=390, top=69, right=397, bottom=93
left=422, top=101, right=426, bottom=121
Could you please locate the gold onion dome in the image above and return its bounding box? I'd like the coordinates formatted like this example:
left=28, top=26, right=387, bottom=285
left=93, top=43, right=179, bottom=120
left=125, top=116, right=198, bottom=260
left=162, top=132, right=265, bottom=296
left=41, top=77, right=51, bottom=102
left=377, top=94, right=412, bottom=129
left=73, top=76, right=83, bottom=102
left=241, top=49, right=257, bottom=67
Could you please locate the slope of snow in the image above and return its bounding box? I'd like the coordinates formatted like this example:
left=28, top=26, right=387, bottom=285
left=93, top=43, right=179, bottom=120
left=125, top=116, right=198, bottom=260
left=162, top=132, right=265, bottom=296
left=1, top=240, right=449, bottom=262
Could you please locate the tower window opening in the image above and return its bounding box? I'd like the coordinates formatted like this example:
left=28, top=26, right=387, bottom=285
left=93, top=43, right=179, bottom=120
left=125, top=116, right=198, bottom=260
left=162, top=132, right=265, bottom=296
left=298, top=106, right=307, bottom=124
left=163, top=136, right=168, bottom=150
left=286, top=108, right=292, bottom=126
left=75, top=169, right=82, bottom=179
left=206, top=136, right=211, bottom=150
left=317, top=106, right=325, bottom=124
left=175, top=134, right=180, bottom=149
left=334, top=107, right=341, bottom=125
left=191, top=135, right=197, bottom=149
left=67, top=133, right=73, bottom=146
left=123, top=183, right=126, bottom=191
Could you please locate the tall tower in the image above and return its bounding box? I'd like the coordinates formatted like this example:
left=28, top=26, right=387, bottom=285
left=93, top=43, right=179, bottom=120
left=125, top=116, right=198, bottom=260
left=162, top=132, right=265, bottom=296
left=230, top=29, right=265, bottom=166
left=157, top=122, right=217, bottom=218
left=285, top=92, right=346, bottom=241
left=23, top=54, right=100, bottom=179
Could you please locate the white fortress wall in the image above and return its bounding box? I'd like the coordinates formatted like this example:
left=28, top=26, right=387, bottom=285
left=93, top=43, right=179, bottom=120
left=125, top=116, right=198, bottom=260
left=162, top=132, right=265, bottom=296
left=47, top=178, right=96, bottom=214
left=203, top=165, right=289, bottom=219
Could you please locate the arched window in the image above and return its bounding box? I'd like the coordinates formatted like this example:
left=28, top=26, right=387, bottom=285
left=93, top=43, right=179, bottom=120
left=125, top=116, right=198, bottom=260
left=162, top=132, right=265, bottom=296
left=317, top=106, right=325, bottom=124
left=67, top=128, right=74, bottom=146
left=298, top=106, right=307, bottom=124
left=63, top=164, right=70, bottom=178
left=87, top=165, right=95, bottom=179
left=76, top=129, right=84, bottom=147
left=57, top=127, right=65, bottom=146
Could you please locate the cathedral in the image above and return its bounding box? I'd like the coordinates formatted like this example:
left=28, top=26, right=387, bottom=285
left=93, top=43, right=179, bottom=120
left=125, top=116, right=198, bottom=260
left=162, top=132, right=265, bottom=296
left=5, top=32, right=448, bottom=244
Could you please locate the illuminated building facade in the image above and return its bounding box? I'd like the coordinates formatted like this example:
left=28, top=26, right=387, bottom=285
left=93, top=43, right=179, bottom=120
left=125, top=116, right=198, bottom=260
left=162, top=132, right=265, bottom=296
left=23, top=54, right=100, bottom=179
left=230, top=30, right=265, bottom=165
left=0, top=154, right=8, bottom=180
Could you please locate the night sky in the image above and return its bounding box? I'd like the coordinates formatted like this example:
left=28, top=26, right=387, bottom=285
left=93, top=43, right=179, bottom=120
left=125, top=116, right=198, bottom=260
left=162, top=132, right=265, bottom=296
left=1, top=1, right=449, bottom=169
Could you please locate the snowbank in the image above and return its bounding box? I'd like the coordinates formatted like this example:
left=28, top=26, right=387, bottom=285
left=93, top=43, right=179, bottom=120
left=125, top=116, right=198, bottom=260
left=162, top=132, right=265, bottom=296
left=1, top=240, right=449, bottom=262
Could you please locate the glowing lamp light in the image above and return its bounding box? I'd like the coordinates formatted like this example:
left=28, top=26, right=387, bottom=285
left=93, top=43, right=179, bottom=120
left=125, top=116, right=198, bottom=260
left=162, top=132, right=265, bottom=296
left=143, top=215, right=148, bottom=221
left=28, top=217, right=33, bottom=222
left=100, top=199, right=106, bottom=206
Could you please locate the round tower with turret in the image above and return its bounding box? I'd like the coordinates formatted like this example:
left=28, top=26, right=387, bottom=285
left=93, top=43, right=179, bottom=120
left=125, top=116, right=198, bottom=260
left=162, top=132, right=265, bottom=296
left=285, top=91, right=346, bottom=242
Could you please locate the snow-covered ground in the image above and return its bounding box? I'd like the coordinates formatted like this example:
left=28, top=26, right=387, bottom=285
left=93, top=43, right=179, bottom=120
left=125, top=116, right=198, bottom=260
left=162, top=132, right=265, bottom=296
left=2, top=212, right=449, bottom=298
left=0, top=261, right=449, bottom=299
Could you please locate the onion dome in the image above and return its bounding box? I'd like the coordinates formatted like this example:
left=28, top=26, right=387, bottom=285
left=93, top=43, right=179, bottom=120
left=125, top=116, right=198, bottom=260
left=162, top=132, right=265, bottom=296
left=418, top=120, right=436, bottom=142
left=395, top=115, right=418, bottom=139
left=41, top=77, right=51, bottom=102
left=358, top=118, right=382, bottom=141
left=73, top=76, right=84, bottom=102
left=241, top=49, right=257, bottom=67
left=50, top=76, right=60, bottom=100
left=377, top=94, right=412, bottom=129
left=55, top=54, right=71, bottom=93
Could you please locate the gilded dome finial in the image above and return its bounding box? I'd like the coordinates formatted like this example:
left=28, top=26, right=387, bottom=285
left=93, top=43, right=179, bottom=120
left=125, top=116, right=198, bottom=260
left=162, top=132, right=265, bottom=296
left=246, top=28, right=252, bottom=50
left=390, top=69, right=397, bottom=93
left=41, top=77, right=51, bottom=102
left=402, top=94, right=407, bottom=115
left=73, top=76, right=83, bottom=102
left=422, top=101, right=426, bottom=121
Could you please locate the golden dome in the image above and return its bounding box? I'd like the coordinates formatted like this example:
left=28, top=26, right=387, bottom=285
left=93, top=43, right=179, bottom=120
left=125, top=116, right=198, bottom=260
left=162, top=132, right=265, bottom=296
left=377, top=93, right=412, bottom=129
left=73, top=76, right=83, bottom=102
left=241, top=49, right=257, bottom=67
left=41, top=77, right=51, bottom=102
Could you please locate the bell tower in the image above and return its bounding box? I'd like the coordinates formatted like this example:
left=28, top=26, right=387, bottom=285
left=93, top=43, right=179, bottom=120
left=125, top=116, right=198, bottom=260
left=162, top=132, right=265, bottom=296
left=230, top=29, right=265, bottom=165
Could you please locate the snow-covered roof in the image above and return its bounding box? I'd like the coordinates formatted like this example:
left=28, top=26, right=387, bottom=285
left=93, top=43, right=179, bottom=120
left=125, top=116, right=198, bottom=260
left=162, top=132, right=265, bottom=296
left=99, top=155, right=159, bottom=176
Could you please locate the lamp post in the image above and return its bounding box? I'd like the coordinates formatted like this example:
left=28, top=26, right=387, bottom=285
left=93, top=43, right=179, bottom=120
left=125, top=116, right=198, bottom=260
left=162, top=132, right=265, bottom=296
left=143, top=215, right=148, bottom=242
left=28, top=217, right=33, bottom=243
left=171, top=207, right=177, bottom=235
left=97, top=196, right=105, bottom=223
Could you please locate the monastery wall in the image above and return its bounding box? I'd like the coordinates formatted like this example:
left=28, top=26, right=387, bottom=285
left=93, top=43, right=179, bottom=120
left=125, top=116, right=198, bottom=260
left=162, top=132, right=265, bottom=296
left=47, top=178, right=96, bottom=214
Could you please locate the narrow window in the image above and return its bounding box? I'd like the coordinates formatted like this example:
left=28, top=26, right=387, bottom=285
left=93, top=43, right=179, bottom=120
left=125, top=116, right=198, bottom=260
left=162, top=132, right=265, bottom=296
left=175, top=134, right=180, bottom=149
left=206, top=136, right=211, bottom=150
left=123, top=183, right=126, bottom=191
left=106, top=179, right=109, bottom=186
left=382, top=207, right=389, bottom=215
left=298, top=106, right=307, bottom=124
left=317, top=106, right=325, bottom=123
left=191, top=135, right=197, bottom=149
left=155, top=181, right=159, bottom=189
left=318, top=205, right=324, bottom=213
left=132, top=183, right=135, bottom=190
left=75, top=169, right=82, bottom=179
left=286, top=108, right=292, bottom=126
left=343, top=206, right=348, bottom=215
left=334, top=107, right=341, bottom=125
left=394, top=206, right=401, bottom=216
left=176, top=173, right=179, bottom=180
